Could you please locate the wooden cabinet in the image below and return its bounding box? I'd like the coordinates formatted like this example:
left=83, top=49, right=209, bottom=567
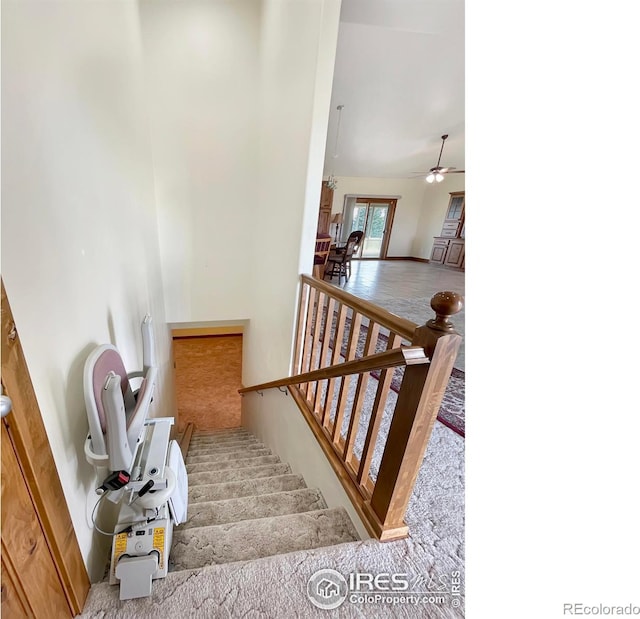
left=441, top=191, right=465, bottom=238
left=444, top=239, right=465, bottom=268
left=317, top=181, right=333, bottom=235
left=430, top=237, right=465, bottom=268
left=430, top=238, right=449, bottom=265
left=430, top=191, right=465, bottom=270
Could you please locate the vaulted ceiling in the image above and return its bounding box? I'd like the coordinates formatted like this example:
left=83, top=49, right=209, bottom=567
left=324, top=0, right=464, bottom=179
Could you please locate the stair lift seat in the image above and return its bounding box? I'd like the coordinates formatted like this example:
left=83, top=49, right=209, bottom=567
left=84, top=344, right=157, bottom=474
left=83, top=316, right=188, bottom=600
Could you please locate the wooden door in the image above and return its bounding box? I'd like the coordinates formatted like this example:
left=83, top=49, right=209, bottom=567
left=1, top=280, right=90, bottom=617
left=1, top=420, right=71, bottom=618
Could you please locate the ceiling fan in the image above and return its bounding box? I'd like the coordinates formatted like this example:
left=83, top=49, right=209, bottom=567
left=412, top=134, right=465, bottom=183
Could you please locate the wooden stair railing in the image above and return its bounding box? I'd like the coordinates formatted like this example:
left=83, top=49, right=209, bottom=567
left=240, top=274, right=463, bottom=541
left=238, top=346, right=429, bottom=395
left=178, top=422, right=195, bottom=460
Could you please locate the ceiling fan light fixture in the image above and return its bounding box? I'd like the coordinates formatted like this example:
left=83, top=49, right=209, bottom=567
left=422, top=134, right=458, bottom=184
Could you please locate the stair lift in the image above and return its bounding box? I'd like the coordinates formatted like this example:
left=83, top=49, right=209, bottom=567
left=83, top=316, right=188, bottom=600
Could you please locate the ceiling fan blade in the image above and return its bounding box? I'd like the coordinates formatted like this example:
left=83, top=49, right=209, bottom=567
left=408, top=166, right=465, bottom=179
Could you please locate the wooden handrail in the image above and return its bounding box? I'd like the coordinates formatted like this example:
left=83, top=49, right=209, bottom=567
left=178, top=422, right=194, bottom=460
left=239, top=345, right=428, bottom=395
left=301, top=274, right=416, bottom=340
left=243, top=274, right=464, bottom=544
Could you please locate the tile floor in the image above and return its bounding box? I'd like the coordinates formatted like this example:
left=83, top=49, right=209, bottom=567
left=324, top=259, right=465, bottom=370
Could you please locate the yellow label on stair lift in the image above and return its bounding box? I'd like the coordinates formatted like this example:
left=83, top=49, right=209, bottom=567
left=113, top=533, right=129, bottom=576
left=153, top=527, right=165, bottom=569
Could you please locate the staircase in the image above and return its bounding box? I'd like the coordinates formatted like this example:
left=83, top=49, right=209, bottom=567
left=170, top=427, right=359, bottom=569
left=81, top=427, right=359, bottom=615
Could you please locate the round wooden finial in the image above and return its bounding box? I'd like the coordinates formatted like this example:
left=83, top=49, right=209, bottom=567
left=427, top=291, right=463, bottom=332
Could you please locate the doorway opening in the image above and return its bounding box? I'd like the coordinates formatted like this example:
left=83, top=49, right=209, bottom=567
left=171, top=326, right=244, bottom=432
left=341, top=197, right=397, bottom=259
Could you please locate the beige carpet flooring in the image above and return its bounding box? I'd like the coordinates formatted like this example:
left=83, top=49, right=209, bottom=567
left=81, top=419, right=463, bottom=618
left=82, top=428, right=362, bottom=616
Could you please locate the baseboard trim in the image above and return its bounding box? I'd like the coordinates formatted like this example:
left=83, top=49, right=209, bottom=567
left=384, top=256, right=430, bottom=263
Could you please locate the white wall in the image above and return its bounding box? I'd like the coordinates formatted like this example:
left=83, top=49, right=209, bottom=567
left=243, top=391, right=370, bottom=540
left=138, top=0, right=260, bottom=323
left=1, top=0, right=359, bottom=581
left=137, top=0, right=341, bottom=375
left=241, top=0, right=341, bottom=385
left=1, top=1, right=173, bottom=582
left=329, top=176, right=427, bottom=256
left=241, top=0, right=373, bottom=538
left=413, top=174, right=465, bottom=259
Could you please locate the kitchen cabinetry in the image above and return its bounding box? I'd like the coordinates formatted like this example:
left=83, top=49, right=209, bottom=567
left=430, top=191, right=465, bottom=270
left=430, top=237, right=465, bottom=268
left=441, top=191, right=465, bottom=237
left=317, top=181, right=333, bottom=235
left=444, top=238, right=465, bottom=268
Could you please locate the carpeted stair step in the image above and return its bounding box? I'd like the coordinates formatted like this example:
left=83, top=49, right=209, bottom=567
left=187, top=449, right=272, bottom=465
left=191, top=428, right=253, bottom=441
left=188, top=463, right=292, bottom=486
left=189, top=431, right=255, bottom=442
left=170, top=508, right=359, bottom=570
left=189, top=440, right=266, bottom=456
left=191, top=429, right=249, bottom=442
left=189, top=474, right=307, bottom=503
left=179, top=488, right=328, bottom=529
left=188, top=440, right=259, bottom=452
left=186, top=455, right=281, bottom=475
left=189, top=432, right=252, bottom=444
left=192, top=427, right=248, bottom=435
left=189, top=436, right=257, bottom=447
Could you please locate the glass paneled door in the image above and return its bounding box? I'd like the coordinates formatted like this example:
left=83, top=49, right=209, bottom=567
left=349, top=199, right=396, bottom=258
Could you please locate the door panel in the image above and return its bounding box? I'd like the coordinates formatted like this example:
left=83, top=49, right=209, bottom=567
left=347, top=199, right=396, bottom=259
left=1, top=555, right=30, bottom=618
left=444, top=240, right=465, bottom=268
left=350, top=205, right=367, bottom=237
left=1, top=280, right=89, bottom=615
left=361, top=204, right=389, bottom=258
left=1, top=421, right=71, bottom=618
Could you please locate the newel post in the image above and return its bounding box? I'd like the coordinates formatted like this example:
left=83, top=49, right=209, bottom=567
left=365, top=291, right=463, bottom=540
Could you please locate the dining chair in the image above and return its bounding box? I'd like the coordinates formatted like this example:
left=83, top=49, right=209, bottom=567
left=325, top=230, right=363, bottom=284
left=312, top=234, right=333, bottom=279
